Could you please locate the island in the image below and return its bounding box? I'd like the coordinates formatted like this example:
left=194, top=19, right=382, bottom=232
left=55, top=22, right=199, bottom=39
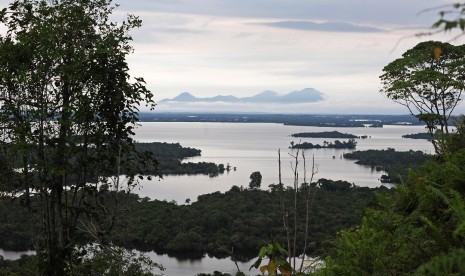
left=290, top=139, right=357, bottom=149
left=343, top=148, right=431, bottom=183
left=291, top=131, right=358, bottom=138
left=135, top=142, right=225, bottom=177
left=402, top=132, right=431, bottom=140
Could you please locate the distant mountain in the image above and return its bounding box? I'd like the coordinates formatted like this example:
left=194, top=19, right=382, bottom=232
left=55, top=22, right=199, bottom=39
left=279, top=88, right=323, bottom=103
left=160, top=88, right=324, bottom=104
left=171, top=92, right=197, bottom=101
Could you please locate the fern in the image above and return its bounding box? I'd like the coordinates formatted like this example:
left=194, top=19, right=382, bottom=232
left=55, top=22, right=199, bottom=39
left=416, top=248, right=465, bottom=275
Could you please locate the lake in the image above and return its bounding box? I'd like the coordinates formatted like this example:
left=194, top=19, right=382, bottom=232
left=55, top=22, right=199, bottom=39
left=133, top=122, right=434, bottom=203
left=1, top=122, right=435, bottom=275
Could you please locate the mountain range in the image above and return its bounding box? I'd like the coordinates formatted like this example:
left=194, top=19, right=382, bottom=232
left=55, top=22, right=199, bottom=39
left=160, top=88, right=324, bottom=104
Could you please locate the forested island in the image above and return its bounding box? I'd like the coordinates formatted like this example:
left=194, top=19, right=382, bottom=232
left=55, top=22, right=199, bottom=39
left=402, top=132, right=431, bottom=140
left=291, top=131, right=358, bottom=138
left=343, top=148, right=432, bottom=183
left=135, top=142, right=226, bottom=177
left=290, top=139, right=357, bottom=149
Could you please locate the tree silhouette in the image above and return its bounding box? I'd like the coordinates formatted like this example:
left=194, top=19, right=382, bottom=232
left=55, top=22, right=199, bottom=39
left=249, top=171, right=262, bottom=189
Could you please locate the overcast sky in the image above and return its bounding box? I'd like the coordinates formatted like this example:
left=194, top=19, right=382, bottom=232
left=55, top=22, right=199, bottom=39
left=2, top=0, right=465, bottom=114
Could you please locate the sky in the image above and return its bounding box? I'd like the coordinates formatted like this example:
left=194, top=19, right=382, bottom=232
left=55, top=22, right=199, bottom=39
left=2, top=0, right=465, bottom=114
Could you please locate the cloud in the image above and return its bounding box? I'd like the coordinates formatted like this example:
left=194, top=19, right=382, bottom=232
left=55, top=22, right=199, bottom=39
left=119, top=0, right=453, bottom=27
left=256, top=21, right=384, bottom=33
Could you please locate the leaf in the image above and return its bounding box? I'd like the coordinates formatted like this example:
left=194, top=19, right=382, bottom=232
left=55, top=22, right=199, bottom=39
left=250, top=259, right=262, bottom=270
left=258, top=246, right=267, bottom=258
left=433, top=47, right=442, bottom=60
left=275, top=242, right=288, bottom=255
left=279, top=267, right=292, bottom=276
left=267, top=261, right=277, bottom=273
left=265, top=243, right=273, bottom=255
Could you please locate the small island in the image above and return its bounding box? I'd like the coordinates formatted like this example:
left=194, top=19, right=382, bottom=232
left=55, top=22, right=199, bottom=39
left=402, top=132, right=431, bottom=140
left=135, top=142, right=226, bottom=177
left=290, top=139, right=357, bottom=149
left=343, top=148, right=431, bottom=183
left=291, top=131, right=358, bottom=138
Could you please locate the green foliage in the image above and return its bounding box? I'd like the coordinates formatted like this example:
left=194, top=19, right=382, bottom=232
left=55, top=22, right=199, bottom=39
left=343, top=148, right=431, bottom=183
left=0, top=255, right=38, bottom=275
left=134, top=142, right=225, bottom=177
left=447, top=115, right=465, bottom=155
left=402, top=132, right=432, bottom=140
left=291, top=139, right=357, bottom=149
left=431, top=3, right=465, bottom=32
left=380, top=41, right=465, bottom=155
left=249, top=171, right=262, bottom=190
left=250, top=243, right=292, bottom=276
left=0, top=197, right=34, bottom=250
left=415, top=248, right=465, bottom=275
left=135, top=142, right=201, bottom=159
left=318, top=146, right=465, bottom=275
left=0, top=179, right=387, bottom=261
left=113, top=179, right=386, bottom=259
left=68, top=244, right=164, bottom=276
left=0, top=0, right=156, bottom=274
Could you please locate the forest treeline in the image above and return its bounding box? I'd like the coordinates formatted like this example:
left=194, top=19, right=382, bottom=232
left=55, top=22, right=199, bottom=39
left=401, top=132, right=431, bottom=140
left=135, top=142, right=226, bottom=177
left=343, top=148, right=432, bottom=183
left=290, top=139, right=357, bottom=149
left=140, top=113, right=424, bottom=127
left=0, top=179, right=389, bottom=261
left=291, top=131, right=358, bottom=139
left=316, top=126, right=465, bottom=275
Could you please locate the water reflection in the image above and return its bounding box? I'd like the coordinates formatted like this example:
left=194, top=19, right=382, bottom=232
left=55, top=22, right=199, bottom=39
left=0, top=248, right=254, bottom=276
left=146, top=252, right=255, bottom=276
left=0, top=249, right=35, bottom=260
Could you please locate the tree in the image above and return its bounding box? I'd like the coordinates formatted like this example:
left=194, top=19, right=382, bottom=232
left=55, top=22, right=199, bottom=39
left=249, top=171, right=262, bottom=190
left=429, top=3, right=465, bottom=37
left=0, top=0, right=156, bottom=275
left=317, top=144, right=465, bottom=275
left=380, top=41, right=465, bottom=155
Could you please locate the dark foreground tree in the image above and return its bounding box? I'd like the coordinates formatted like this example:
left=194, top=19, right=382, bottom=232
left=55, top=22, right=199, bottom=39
left=0, top=0, right=156, bottom=275
left=380, top=41, right=465, bottom=155
left=249, top=171, right=262, bottom=189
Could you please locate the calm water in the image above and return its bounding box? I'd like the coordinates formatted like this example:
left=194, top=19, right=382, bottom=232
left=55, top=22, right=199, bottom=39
left=2, top=122, right=435, bottom=275
left=133, top=122, right=434, bottom=203
left=147, top=252, right=256, bottom=275
left=0, top=249, right=35, bottom=260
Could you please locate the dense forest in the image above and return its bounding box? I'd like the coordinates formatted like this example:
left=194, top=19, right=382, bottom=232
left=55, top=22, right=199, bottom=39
left=290, top=139, right=357, bottom=149
left=402, top=132, right=431, bottom=140
left=0, top=179, right=389, bottom=259
left=135, top=142, right=226, bottom=176
left=316, top=125, right=465, bottom=275
left=343, top=148, right=432, bottom=183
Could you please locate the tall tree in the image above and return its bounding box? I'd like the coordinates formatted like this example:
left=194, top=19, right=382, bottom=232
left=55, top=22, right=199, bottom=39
left=0, top=0, right=156, bottom=275
left=249, top=171, right=262, bottom=190
left=380, top=41, right=465, bottom=155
